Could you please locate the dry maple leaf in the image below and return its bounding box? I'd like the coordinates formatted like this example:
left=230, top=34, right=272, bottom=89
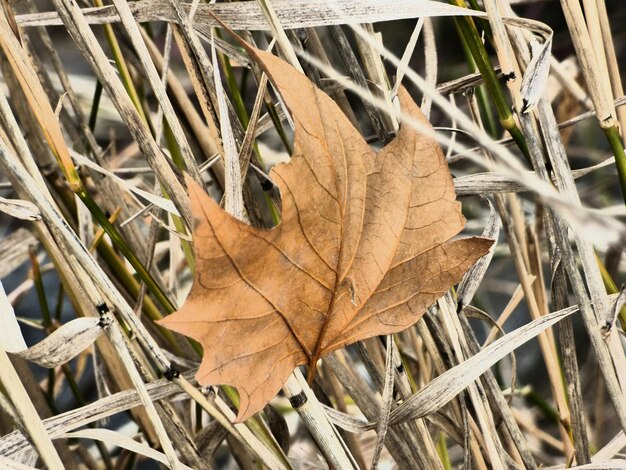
left=158, top=46, right=492, bottom=422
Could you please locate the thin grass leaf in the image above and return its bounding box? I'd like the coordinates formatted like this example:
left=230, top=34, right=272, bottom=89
left=10, top=317, right=104, bottom=368
left=211, top=33, right=247, bottom=222
left=328, top=304, right=579, bottom=432
left=0, top=456, right=38, bottom=470
left=601, top=282, right=626, bottom=333
left=393, top=18, right=424, bottom=97
left=283, top=370, right=358, bottom=469
left=0, top=348, right=64, bottom=469
left=456, top=197, right=498, bottom=311
left=61, top=429, right=194, bottom=470
left=521, top=37, right=553, bottom=112
left=563, top=461, right=626, bottom=469
left=0, top=280, right=27, bottom=353
left=0, top=371, right=197, bottom=457
left=71, top=151, right=180, bottom=216
left=0, top=228, right=37, bottom=278
left=16, top=1, right=488, bottom=30
left=0, top=196, right=40, bottom=221
left=370, top=335, right=395, bottom=469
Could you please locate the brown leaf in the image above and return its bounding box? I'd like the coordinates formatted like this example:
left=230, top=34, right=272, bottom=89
left=158, top=47, right=492, bottom=422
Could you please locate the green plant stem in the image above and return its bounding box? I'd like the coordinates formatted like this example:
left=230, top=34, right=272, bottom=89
left=522, top=387, right=560, bottom=424
left=30, top=250, right=52, bottom=327
left=458, top=28, right=499, bottom=138
left=436, top=433, right=452, bottom=470
left=97, top=240, right=184, bottom=353
left=94, top=0, right=148, bottom=125
left=218, top=51, right=249, bottom=128
left=465, top=0, right=495, bottom=43
left=78, top=192, right=176, bottom=313
left=596, top=253, right=626, bottom=328
left=29, top=250, right=56, bottom=404
left=450, top=0, right=531, bottom=163
left=53, top=284, right=64, bottom=323
left=604, top=125, right=626, bottom=206
left=162, top=122, right=196, bottom=271
left=266, top=100, right=293, bottom=155
left=88, top=81, right=103, bottom=132
left=452, top=12, right=507, bottom=115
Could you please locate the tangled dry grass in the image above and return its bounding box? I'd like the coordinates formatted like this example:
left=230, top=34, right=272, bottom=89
left=0, top=1, right=626, bottom=469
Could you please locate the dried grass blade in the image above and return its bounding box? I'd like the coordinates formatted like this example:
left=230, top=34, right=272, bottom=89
left=354, top=24, right=397, bottom=132
left=71, top=151, right=180, bottom=216
left=420, top=18, right=437, bottom=119
left=239, top=74, right=268, bottom=179
left=593, top=0, right=626, bottom=144
left=103, top=320, right=182, bottom=469
left=0, top=371, right=198, bottom=458
left=10, top=318, right=103, bottom=368
left=389, top=305, right=578, bottom=425
left=564, top=461, right=626, bottom=469
left=370, top=335, right=395, bottom=469
left=51, top=0, right=192, bottom=225
left=61, top=429, right=193, bottom=470
left=520, top=37, right=553, bottom=112
left=453, top=173, right=527, bottom=196
left=0, top=197, right=40, bottom=221
left=0, top=10, right=80, bottom=190
left=393, top=18, right=423, bottom=97
left=0, top=348, right=64, bottom=469
left=453, top=157, right=616, bottom=196
left=531, top=98, right=626, bottom=424
left=0, top=281, right=27, bottom=353
left=322, top=405, right=370, bottom=434
left=108, top=0, right=203, bottom=185
left=328, top=304, right=577, bottom=434
left=283, top=370, right=357, bottom=469
left=591, top=431, right=626, bottom=463
left=211, top=34, right=247, bottom=222
left=457, top=198, right=498, bottom=311
left=601, top=283, right=626, bottom=333
left=0, top=456, right=38, bottom=470
left=560, top=0, right=614, bottom=123
left=256, top=0, right=303, bottom=71
left=17, top=0, right=486, bottom=30
left=0, top=228, right=37, bottom=279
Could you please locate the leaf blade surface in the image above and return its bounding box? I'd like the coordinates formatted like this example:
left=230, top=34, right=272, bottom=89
left=159, top=46, right=491, bottom=421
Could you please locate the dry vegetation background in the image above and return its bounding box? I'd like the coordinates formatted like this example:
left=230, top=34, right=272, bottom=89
left=0, top=0, right=625, bottom=469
